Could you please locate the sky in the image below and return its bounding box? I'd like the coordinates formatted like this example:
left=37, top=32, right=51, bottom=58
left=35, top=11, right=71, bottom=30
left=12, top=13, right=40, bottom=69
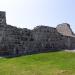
left=0, top=0, right=75, bottom=32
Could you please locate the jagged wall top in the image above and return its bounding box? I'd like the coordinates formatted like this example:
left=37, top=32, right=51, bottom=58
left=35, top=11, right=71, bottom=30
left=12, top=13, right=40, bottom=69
left=0, top=11, right=74, bottom=37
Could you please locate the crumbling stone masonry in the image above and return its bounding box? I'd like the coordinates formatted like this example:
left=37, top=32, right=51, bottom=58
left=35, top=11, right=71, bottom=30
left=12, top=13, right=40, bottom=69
left=0, top=11, right=75, bottom=56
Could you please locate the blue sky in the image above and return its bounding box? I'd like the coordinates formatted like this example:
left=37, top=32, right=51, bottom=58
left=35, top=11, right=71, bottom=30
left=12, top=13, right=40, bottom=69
left=0, top=0, right=75, bottom=32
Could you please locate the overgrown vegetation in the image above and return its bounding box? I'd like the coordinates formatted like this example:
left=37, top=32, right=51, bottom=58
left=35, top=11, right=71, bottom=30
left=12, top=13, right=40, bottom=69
left=0, top=51, right=75, bottom=75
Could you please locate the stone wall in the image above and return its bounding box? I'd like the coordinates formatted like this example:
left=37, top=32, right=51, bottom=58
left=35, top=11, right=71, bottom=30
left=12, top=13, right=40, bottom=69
left=56, top=23, right=74, bottom=36
left=0, top=11, right=75, bottom=56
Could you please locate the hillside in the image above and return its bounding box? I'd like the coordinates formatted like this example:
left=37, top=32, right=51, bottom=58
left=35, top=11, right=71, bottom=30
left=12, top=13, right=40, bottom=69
left=0, top=51, right=75, bottom=75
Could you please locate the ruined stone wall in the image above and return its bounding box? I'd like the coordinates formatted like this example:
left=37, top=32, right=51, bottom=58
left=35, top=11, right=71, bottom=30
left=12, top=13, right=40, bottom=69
left=56, top=23, right=74, bottom=36
left=0, top=11, right=75, bottom=56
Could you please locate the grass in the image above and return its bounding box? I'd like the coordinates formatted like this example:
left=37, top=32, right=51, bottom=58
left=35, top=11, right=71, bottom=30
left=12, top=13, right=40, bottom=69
left=0, top=51, right=75, bottom=75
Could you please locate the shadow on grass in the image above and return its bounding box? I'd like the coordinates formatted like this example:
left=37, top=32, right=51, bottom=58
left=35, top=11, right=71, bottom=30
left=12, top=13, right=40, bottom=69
left=1, top=47, right=75, bottom=59
left=5, top=49, right=64, bottom=59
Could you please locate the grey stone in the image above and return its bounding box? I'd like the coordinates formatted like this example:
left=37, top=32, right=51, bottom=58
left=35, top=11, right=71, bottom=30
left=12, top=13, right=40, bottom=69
left=0, top=11, right=75, bottom=56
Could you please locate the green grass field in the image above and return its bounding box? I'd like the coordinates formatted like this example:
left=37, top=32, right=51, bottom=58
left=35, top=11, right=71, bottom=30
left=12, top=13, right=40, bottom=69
left=0, top=51, right=75, bottom=75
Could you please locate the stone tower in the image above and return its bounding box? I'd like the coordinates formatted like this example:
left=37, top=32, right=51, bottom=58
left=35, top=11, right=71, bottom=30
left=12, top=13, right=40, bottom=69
left=0, top=11, right=6, bottom=25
